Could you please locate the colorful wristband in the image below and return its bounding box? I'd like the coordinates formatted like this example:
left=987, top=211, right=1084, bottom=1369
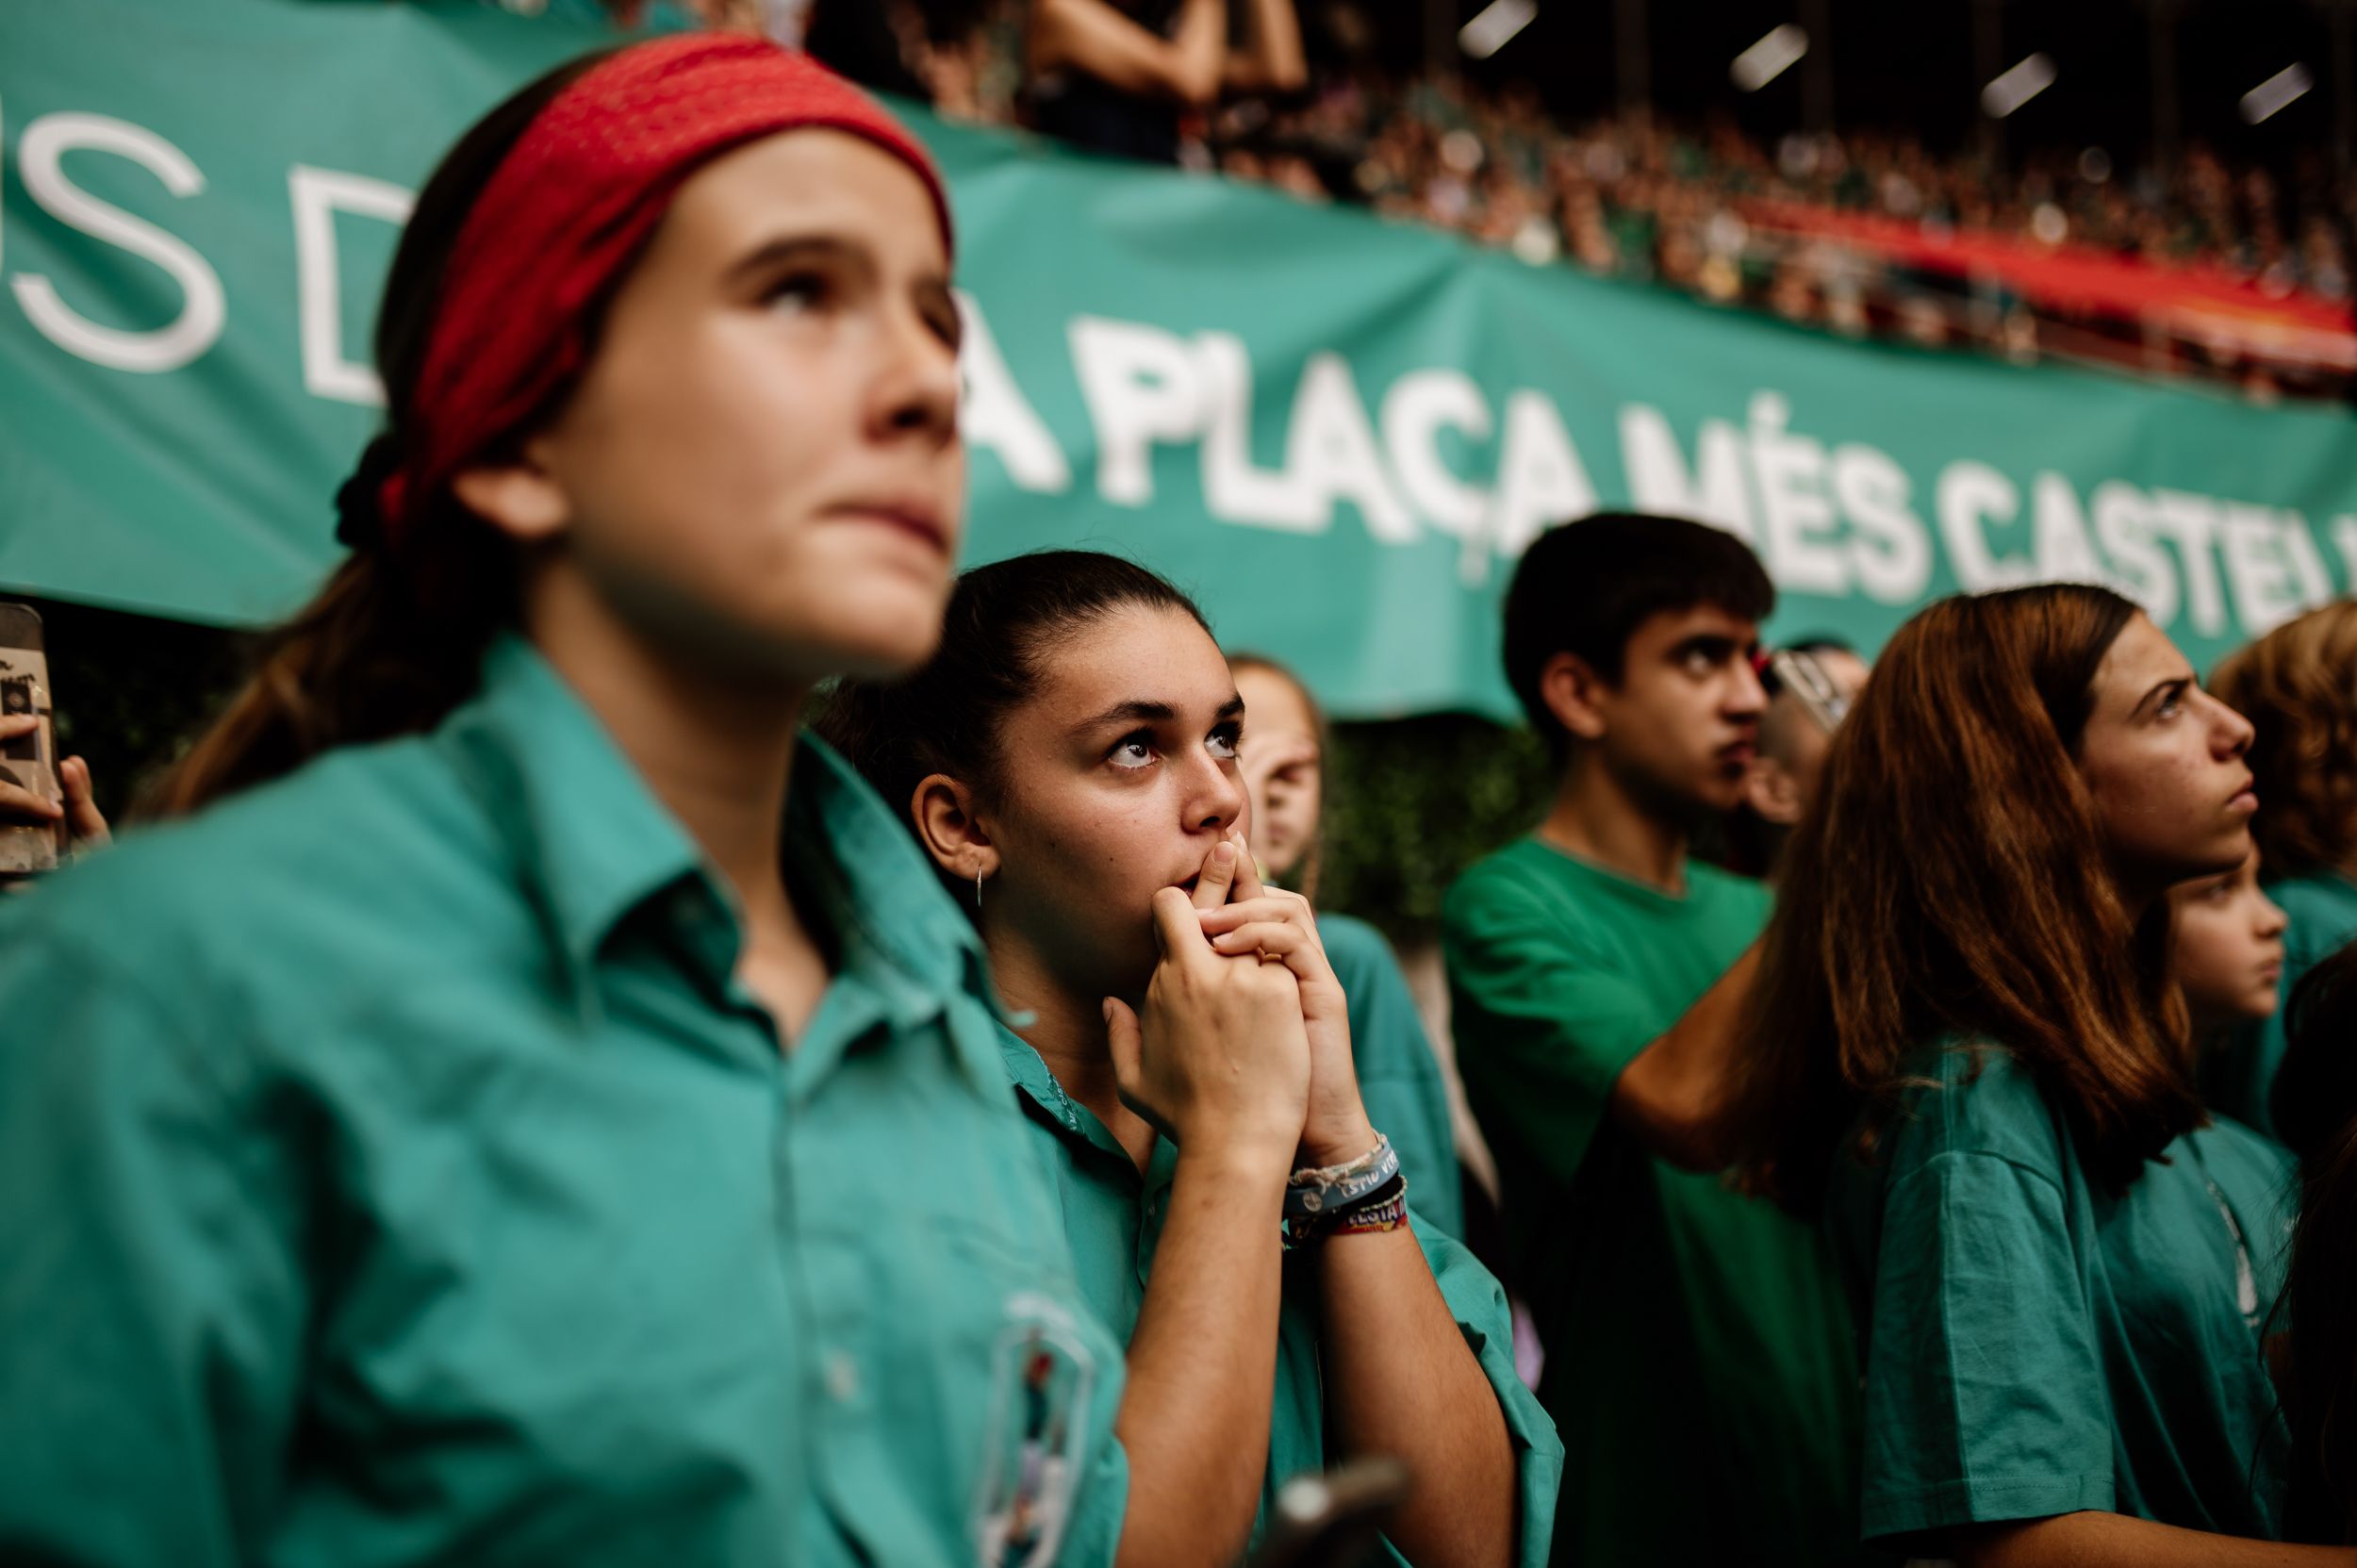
left=1284, top=1133, right=1399, bottom=1219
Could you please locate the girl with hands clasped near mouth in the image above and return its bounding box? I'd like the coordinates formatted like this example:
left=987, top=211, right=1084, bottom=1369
left=822, top=551, right=1559, bottom=1568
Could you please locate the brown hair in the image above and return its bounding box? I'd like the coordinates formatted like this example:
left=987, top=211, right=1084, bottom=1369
left=1726, top=584, right=2202, bottom=1212
left=2209, top=602, right=2357, bottom=881
left=1226, top=652, right=1329, bottom=905
left=146, top=53, right=614, bottom=817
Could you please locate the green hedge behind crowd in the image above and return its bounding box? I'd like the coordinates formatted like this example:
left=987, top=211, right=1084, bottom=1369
left=25, top=599, right=1555, bottom=942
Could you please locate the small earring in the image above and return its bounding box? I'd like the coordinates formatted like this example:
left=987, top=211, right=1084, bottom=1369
left=974, top=868, right=984, bottom=913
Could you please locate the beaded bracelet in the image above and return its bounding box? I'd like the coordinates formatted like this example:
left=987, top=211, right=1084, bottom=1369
left=1283, top=1133, right=1399, bottom=1219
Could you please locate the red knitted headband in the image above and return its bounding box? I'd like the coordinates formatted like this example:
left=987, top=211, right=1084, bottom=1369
left=377, top=34, right=953, bottom=540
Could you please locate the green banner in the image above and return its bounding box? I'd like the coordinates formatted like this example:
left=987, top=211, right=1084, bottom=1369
left=8, top=1, right=2357, bottom=717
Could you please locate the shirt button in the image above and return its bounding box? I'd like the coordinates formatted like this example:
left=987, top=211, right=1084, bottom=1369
left=825, top=1350, right=861, bottom=1403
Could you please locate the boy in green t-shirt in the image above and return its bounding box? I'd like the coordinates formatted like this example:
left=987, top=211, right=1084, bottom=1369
left=1443, top=514, right=1863, bottom=1566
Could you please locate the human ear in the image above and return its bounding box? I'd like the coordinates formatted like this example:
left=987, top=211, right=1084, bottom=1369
left=1541, top=651, right=1611, bottom=743
left=449, top=434, right=571, bottom=544
left=1744, top=757, right=1804, bottom=826
left=913, top=772, right=998, bottom=882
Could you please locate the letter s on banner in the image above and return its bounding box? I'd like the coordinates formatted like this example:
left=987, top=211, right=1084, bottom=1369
left=11, top=112, right=224, bottom=374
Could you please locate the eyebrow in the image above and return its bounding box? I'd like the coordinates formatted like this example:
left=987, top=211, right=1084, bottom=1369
left=725, top=233, right=862, bottom=286
left=1070, top=693, right=1244, bottom=734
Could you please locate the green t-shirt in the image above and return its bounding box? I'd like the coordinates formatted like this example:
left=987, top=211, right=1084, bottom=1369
left=1324, top=911, right=1464, bottom=1238
left=0, top=638, right=1130, bottom=1568
left=1833, top=1044, right=2296, bottom=1546
left=2204, top=869, right=2357, bottom=1138
left=997, top=1027, right=1565, bottom=1567
left=1442, top=836, right=1861, bottom=1567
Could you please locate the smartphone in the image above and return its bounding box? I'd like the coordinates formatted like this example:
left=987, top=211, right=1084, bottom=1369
left=0, top=603, right=63, bottom=881
left=1769, top=648, right=1853, bottom=735
left=1243, top=1457, right=1410, bottom=1568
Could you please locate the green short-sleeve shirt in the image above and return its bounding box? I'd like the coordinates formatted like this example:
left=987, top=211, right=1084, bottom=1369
left=0, top=638, right=1129, bottom=1568
left=2204, top=870, right=2357, bottom=1138
left=1442, top=837, right=1862, bottom=1566
left=1832, top=1044, right=2297, bottom=1546
left=997, top=1027, right=1564, bottom=1566
left=1323, top=911, right=1463, bottom=1238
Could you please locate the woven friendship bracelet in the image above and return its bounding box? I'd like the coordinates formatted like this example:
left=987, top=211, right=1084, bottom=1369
left=1283, top=1173, right=1409, bottom=1248
left=1283, top=1133, right=1398, bottom=1219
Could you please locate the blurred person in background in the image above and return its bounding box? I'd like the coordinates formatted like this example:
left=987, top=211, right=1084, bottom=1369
left=1729, top=638, right=1869, bottom=880
left=1443, top=515, right=1864, bottom=1568
left=821, top=551, right=1558, bottom=1568
left=1726, top=586, right=2322, bottom=1567
left=2168, top=850, right=2289, bottom=1061
left=2204, top=602, right=2357, bottom=1139
left=1024, top=0, right=1305, bottom=165
left=1230, top=652, right=1464, bottom=1238
left=0, top=38, right=1151, bottom=1565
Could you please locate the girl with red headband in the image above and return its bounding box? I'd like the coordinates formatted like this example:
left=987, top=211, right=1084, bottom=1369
left=0, top=36, right=1249, bottom=1567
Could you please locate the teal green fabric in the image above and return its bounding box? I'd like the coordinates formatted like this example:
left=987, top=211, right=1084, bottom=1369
left=995, top=1026, right=1564, bottom=1566
left=1323, top=911, right=1463, bottom=1237
left=1832, top=1044, right=2297, bottom=1546
left=18, top=1, right=2357, bottom=695
left=2205, top=869, right=2357, bottom=1138
left=1443, top=837, right=1862, bottom=1566
left=0, top=637, right=1129, bottom=1568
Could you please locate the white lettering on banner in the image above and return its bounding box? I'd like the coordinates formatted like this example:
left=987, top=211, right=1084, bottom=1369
left=2092, top=481, right=2180, bottom=624
left=1935, top=460, right=2037, bottom=590
left=1381, top=369, right=1492, bottom=539
left=1746, top=392, right=1848, bottom=596
left=289, top=165, right=412, bottom=406
left=1382, top=368, right=1495, bottom=583
left=0, top=106, right=2342, bottom=651
left=1828, top=443, right=1932, bottom=604
left=1283, top=353, right=1417, bottom=543
left=2030, top=471, right=2107, bottom=585
left=957, top=292, right=1070, bottom=493
left=1197, top=330, right=1317, bottom=529
left=1069, top=315, right=1201, bottom=507
left=1618, top=403, right=1755, bottom=541
left=2333, top=518, right=2357, bottom=590
left=1487, top=389, right=1597, bottom=561
left=2150, top=490, right=2232, bottom=637
left=2219, top=503, right=2311, bottom=637
left=12, top=112, right=224, bottom=373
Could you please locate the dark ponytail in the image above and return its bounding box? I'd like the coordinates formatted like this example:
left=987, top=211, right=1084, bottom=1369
left=815, top=550, right=1210, bottom=906
left=151, top=51, right=616, bottom=817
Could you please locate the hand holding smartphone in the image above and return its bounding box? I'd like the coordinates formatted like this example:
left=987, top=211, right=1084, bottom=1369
left=0, top=603, right=107, bottom=882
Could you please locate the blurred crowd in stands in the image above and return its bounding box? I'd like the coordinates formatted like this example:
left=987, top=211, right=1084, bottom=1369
left=554, top=0, right=2357, bottom=404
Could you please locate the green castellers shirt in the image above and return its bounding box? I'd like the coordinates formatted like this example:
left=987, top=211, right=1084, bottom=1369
left=1442, top=837, right=1861, bottom=1566
left=2204, top=868, right=2357, bottom=1138
left=1834, top=1044, right=2295, bottom=1546
left=997, top=1025, right=1565, bottom=1567
left=0, top=638, right=1130, bottom=1567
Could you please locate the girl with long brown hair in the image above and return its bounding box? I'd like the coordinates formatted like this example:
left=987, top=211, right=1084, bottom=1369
left=1725, top=584, right=2339, bottom=1566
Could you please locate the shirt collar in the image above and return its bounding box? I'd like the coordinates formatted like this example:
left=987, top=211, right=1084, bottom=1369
left=436, top=636, right=1015, bottom=1092
left=437, top=635, right=705, bottom=993
left=997, top=1021, right=1170, bottom=1183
